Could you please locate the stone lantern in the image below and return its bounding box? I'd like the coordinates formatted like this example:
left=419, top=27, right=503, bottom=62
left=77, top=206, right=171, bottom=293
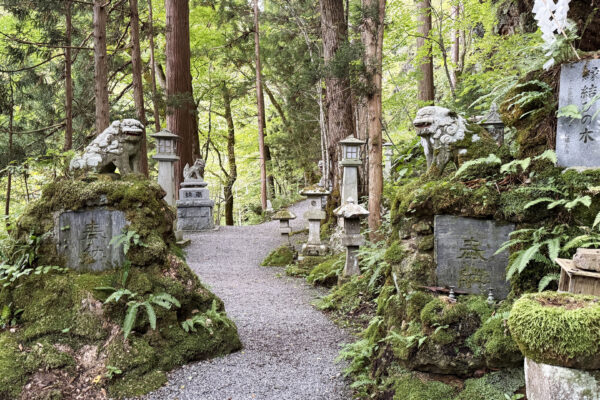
left=383, top=142, right=394, bottom=179
left=339, top=136, right=366, bottom=204
left=151, top=129, right=180, bottom=207
left=481, top=103, right=505, bottom=145
left=272, top=209, right=296, bottom=245
left=334, top=198, right=369, bottom=277
left=300, top=185, right=330, bottom=257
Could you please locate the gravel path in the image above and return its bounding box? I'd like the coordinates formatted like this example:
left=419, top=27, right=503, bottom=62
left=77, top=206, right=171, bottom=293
left=145, top=200, right=352, bottom=400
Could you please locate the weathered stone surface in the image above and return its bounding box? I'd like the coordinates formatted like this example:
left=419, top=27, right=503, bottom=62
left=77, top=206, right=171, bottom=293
left=557, top=60, right=600, bottom=168
left=434, top=215, right=514, bottom=298
left=413, top=106, right=468, bottom=173
left=70, top=119, right=144, bottom=174
left=55, top=209, right=127, bottom=271
left=176, top=204, right=214, bottom=231
left=573, top=248, right=600, bottom=272
left=525, top=358, right=599, bottom=400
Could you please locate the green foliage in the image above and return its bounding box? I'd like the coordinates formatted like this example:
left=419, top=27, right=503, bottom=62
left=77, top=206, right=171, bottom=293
left=454, top=154, right=501, bottom=178
left=103, top=288, right=181, bottom=339
left=506, top=80, right=553, bottom=120
left=109, top=229, right=148, bottom=256
left=261, top=245, right=295, bottom=267
left=181, top=299, right=235, bottom=335
left=306, top=254, right=344, bottom=286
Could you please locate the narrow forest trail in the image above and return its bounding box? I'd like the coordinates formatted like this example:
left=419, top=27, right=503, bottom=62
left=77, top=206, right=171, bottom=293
left=145, top=199, right=352, bottom=400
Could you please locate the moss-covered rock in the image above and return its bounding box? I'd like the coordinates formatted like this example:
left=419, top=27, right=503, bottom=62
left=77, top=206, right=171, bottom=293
left=306, top=253, right=344, bottom=286
left=261, top=245, right=295, bottom=266
left=0, top=177, right=242, bottom=398
left=508, top=292, right=600, bottom=369
left=455, top=368, right=524, bottom=400
left=388, top=371, right=456, bottom=400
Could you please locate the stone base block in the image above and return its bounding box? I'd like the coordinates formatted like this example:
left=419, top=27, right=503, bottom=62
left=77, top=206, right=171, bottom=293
left=176, top=205, right=214, bottom=232
left=301, top=243, right=329, bottom=257
left=525, top=357, right=599, bottom=400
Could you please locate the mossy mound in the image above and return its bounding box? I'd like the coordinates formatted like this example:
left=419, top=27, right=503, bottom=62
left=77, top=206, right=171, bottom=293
left=508, top=291, right=600, bottom=369
left=0, top=177, right=241, bottom=399
left=306, top=253, right=344, bottom=286
left=261, top=245, right=295, bottom=266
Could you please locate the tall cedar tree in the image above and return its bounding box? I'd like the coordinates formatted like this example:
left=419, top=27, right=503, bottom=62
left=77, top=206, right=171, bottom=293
left=166, top=0, right=200, bottom=191
left=253, top=0, right=268, bottom=210
left=361, top=0, right=386, bottom=237
left=320, top=0, right=356, bottom=195
left=417, top=0, right=434, bottom=103
left=64, top=0, right=73, bottom=150
left=222, top=83, right=238, bottom=225
left=129, top=0, right=149, bottom=175
left=93, top=0, right=110, bottom=133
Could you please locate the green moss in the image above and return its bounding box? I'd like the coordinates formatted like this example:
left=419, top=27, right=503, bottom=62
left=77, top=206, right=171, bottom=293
left=261, top=245, right=295, bottom=266
left=384, top=241, right=406, bottom=264
left=389, top=371, right=456, bottom=400
left=108, top=369, right=167, bottom=398
left=24, top=339, right=76, bottom=371
left=470, top=314, right=522, bottom=368
left=454, top=368, right=524, bottom=400
left=306, top=253, right=344, bottom=286
left=0, top=333, right=27, bottom=399
left=508, top=292, right=600, bottom=368
left=420, top=298, right=473, bottom=328
left=417, top=235, right=434, bottom=251
left=405, top=291, right=434, bottom=322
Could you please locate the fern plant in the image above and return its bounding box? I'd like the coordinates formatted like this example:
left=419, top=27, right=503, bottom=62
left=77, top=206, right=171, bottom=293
left=103, top=289, right=181, bottom=339
left=506, top=81, right=553, bottom=119
left=181, top=299, right=234, bottom=334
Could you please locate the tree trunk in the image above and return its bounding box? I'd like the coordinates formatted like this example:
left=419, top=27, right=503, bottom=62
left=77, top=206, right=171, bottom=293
left=253, top=0, right=268, bottom=211
left=148, top=0, right=161, bottom=133
left=165, top=0, right=198, bottom=192
left=320, top=0, right=356, bottom=193
left=450, top=4, right=460, bottom=89
left=361, top=0, right=386, bottom=237
left=4, top=82, right=13, bottom=228
left=130, top=0, right=149, bottom=176
left=93, top=0, right=110, bottom=134
left=417, top=0, right=434, bottom=103
left=64, top=0, right=73, bottom=151
left=222, top=83, right=237, bottom=226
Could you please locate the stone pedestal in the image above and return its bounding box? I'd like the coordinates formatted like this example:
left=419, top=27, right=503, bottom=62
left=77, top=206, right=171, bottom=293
left=272, top=209, right=296, bottom=245
left=300, top=186, right=330, bottom=257
left=335, top=199, right=369, bottom=277
left=56, top=208, right=128, bottom=271
left=383, top=142, right=393, bottom=179
left=176, top=179, right=214, bottom=231
left=525, top=358, right=599, bottom=400
left=341, top=159, right=361, bottom=204
left=157, top=158, right=178, bottom=206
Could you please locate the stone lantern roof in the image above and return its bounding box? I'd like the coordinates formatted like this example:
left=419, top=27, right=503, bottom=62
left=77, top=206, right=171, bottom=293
left=150, top=128, right=180, bottom=140
left=272, top=209, right=296, bottom=221
left=339, top=136, right=366, bottom=145
left=300, top=184, right=331, bottom=196
left=481, top=103, right=503, bottom=125
left=334, top=198, right=369, bottom=219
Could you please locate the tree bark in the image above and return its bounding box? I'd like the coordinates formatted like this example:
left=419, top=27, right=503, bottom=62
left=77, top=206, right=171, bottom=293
left=253, top=0, right=268, bottom=211
left=222, top=83, right=237, bottom=226
left=165, top=0, right=198, bottom=192
left=147, top=0, right=161, bottom=133
left=450, top=4, right=460, bottom=89
left=64, top=0, right=73, bottom=151
left=93, top=0, right=110, bottom=134
left=130, top=0, right=149, bottom=176
left=361, top=0, right=386, bottom=237
left=4, top=82, right=13, bottom=228
left=417, top=0, right=434, bottom=103
left=320, top=0, right=356, bottom=193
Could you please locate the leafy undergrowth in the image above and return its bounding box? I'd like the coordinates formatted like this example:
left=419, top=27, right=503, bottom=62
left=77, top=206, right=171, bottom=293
left=0, top=177, right=242, bottom=399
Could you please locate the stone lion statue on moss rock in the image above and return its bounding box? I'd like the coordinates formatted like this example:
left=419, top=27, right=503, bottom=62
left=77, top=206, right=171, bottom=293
left=70, top=119, right=144, bottom=174
left=413, top=106, right=470, bottom=174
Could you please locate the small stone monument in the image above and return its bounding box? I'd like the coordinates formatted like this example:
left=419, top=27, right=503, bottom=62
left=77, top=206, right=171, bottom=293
left=70, top=119, right=144, bottom=174
left=339, top=136, right=365, bottom=204
left=56, top=209, right=127, bottom=271
left=480, top=103, right=505, bottom=145
left=151, top=129, right=180, bottom=206
left=272, top=209, right=296, bottom=245
left=300, top=185, right=330, bottom=257
left=176, top=159, right=214, bottom=231
left=383, top=142, right=394, bottom=179
left=434, top=215, right=514, bottom=299
left=557, top=59, right=600, bottom=168
left=334, top=198, right=369, bottom=277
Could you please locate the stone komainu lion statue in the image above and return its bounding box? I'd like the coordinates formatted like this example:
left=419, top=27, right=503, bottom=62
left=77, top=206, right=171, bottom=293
left=183, top=158, right=206, bottom=181
left=413, top=106, right=469, bottom=174
left=70, top=119, right=144, bottom=174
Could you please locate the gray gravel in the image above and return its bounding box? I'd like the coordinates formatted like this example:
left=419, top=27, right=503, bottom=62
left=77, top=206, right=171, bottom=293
left=145, top=200, right=353, bottom=400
